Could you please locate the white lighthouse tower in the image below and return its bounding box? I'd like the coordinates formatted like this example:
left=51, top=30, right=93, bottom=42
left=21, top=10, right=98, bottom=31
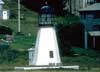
left=0, top=0, right=4, bottom=19
left=29, top=2, right=61, bottom=66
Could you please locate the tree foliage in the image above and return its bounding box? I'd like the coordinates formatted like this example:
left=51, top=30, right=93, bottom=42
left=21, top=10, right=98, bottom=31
left=0, top=26, right=13, bottom=35
left=0, top=44, right=28, bottom=65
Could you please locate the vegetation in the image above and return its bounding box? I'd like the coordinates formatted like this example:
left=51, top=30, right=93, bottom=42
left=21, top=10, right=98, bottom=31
left=71, top=47, right=100, bottom=57
left=0, top=11, right=38, bottom=35
left=0, top=0, right=38, bottom=66
left=61, top=48, right=100, bottom=68
left=0, top=70, right=99, bottom=72
left=11, top=35, right=36, bottom=50
left=56, top=15, right=80, bottom=27
left=0, top=43, right=28, bottom=65
left=0, top=0, right=100, bottom=71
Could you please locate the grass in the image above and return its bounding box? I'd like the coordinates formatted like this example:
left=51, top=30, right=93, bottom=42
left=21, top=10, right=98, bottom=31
left=0, top=0, right=38, bottom=66
left=1, top=0, right=38, bottom=35
left=0, top=16, right=38, bottom=35
left=11, top=35, right=36, bottom=50
left=0, top=69, right=100, bottom=72
left=0, top=1, right=38, bottom=49
left=61, top=56, right=100, bottom=67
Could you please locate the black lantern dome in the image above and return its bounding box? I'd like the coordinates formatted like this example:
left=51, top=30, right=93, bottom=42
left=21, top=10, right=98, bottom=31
left=40, top=2, right=53, bottom=14
left=39, top=2, right=54, bottom=26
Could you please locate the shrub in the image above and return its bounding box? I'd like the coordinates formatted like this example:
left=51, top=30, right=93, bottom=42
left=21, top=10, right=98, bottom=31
left=85, top=49, right=100, bottom=58
left=0, top=44, right=18, bottom=64
left=0, top=43, right=28, bottom=65
left=0, top=26, right=13, bottom=35
left=0, top=34, right=5, bottom=39
left=71, top=47, right=86, bottom=55
left=71, top=47, right=100, bottom=58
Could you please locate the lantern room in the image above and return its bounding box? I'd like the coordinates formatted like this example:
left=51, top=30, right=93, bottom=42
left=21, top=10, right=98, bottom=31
left=38, top=2, right=54, bottom=26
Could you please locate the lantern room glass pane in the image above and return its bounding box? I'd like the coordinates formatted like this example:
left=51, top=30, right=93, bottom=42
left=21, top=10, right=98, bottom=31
left=42, top=14, right=46, bottom=23
left=47, top=14, right=52, bottom=24
left=39, top=14, right=53, bottom=25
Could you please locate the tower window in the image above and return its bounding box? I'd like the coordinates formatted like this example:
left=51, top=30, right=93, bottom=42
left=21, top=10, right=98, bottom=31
left=49, top=51, right=54, bottom=58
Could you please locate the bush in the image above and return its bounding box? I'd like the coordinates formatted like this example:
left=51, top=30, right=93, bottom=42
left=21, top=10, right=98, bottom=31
left=71, top=47, right=100, bottom=58
left=0, top=44, right=10, bottom=51
left=0, top=44, right=18, bottom=64
left=0, top=43, right=28, bottom=65
left=0, top=26, right=13, bottom=35
left=71, top=47, right=86, bottom=55
left=0, top=34, right=5, bottom=39
left=85, top=49, right=100, bottom=58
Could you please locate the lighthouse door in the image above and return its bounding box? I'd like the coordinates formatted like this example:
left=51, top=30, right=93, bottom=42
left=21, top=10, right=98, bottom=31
left=49, top=51, right=55, bottom=66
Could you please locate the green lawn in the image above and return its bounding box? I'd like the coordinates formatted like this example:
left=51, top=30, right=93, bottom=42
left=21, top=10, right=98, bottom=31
left=0, top=17, right=38, bottom=35
left=11, top=35, right=36, bottom=50
left=0, top=69, right=100, bottom=72
left=0, top=8, right=38, bottom=50
left=61, top=56, right=100, bottom=67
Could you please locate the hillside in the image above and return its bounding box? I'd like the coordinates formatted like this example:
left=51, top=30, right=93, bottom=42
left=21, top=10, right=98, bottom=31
left=0, top=0, right=40, bottom=66
left=2, top=0, right=38, bottom=35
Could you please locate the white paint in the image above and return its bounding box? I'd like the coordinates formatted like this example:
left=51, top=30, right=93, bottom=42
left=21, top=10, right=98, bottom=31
left=15, top=65, right=79, bottom=70
left=0, top=0, right=4, bottom=5
left=3, top=10, right=9, bottom=20
left=89, top=31, right=100, bottom=36
left=31, top=27, right=61, bottom=66
left=28, top=48, right=35, bottom=65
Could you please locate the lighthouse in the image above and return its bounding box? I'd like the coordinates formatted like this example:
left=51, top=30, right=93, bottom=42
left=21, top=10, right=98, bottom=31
left=29, top=2, right=61, bottom=66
